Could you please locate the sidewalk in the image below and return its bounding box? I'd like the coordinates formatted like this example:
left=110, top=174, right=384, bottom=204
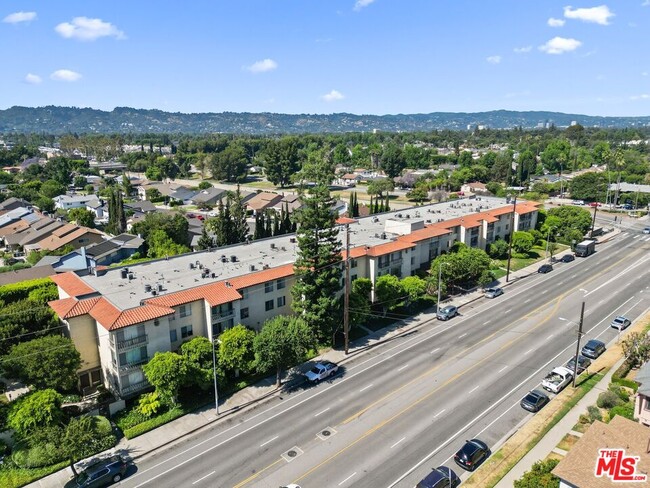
left=28, top=231, right=618, bottom=487
left=495, top=358, right=624, bottom=488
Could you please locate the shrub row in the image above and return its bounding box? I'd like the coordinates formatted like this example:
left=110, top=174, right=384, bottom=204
left=123, top=406, right=185, bottom=439
left=0, top=277, right=56, bottom=303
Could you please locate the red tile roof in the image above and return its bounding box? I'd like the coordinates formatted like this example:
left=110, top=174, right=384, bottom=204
left=399, top=225, right=451, bottom=243
left=48, top=296, right=101, bottom=319
left=366, top=240, right=415, bottom=257
left=229, top=263, right=295, bottom=290
left=146, top=281, right=242, bottom=308
left=336, top=217, right=357, bottom=225
left=51, top=272, right=96, bottom=297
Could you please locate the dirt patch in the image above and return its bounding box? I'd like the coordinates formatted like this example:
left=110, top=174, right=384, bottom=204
left=557, top=433, right=580, bottom=451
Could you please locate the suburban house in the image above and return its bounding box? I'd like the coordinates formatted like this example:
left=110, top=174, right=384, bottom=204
left=246, top=192, right=284, bottom=215
left=31, top=226, right=105, bottom=252
left=136, top=182, right=197, bottom=205
left=125, top=201, right=157, bottom=214
left=0, top=197, right=31, bottom=214
left=337, top=173, right=359, bottom=187
left=85, top=199, right=106, bottom=219
left=54, top=194, right=100, bottom=211
left=634, top=361, right=650, bottom=427
left=552, top=416, right=650, bottom=487
left=190, top=187, right=227, bottom=207
left=48, top=196, right=539, bottom=399
left=460, top=182, right=489, bottom=195
left=271, top=194, right=302, bottom=214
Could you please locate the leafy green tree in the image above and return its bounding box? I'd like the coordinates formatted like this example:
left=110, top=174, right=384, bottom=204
left=488, top=239, right=509, bottom=259
left=132, top=212, right=189, bottom=248
left=291, top=184, right=342, bottom=343
left=348, top=278, right=372, bottom=328
left=145, top=165, right=163, bottom=181
left=218, top=325, right=256, bottom=375
left=295, top=145, right=336, bottom=186
left=196, top=227, right=213, bottom=250
left=7, top=389, right=63, bottom=438
left=514, top=459, right=560, bottom=488
left=63, top=415, right=116, bottom=476
left=122, top=174, right=133, bottom=196
left=40, top=180, right=67, bottom=199
left=0, top=299, right=58, bottom=355
left=253, top=315, right=314, bottom=386
left=264, top=137, right=301, bottom=187
left=142, top=351, right=189, bottom=406
left=198, top=181, right=213, bottom=190
left=430, top=247, right=491, bottom=291
left=34, top=196, right=55, bottom=213
left=380, top=145, right=406, bottom=178
left=541, top=206, right=592, bottom=244
left=541, top=139, right=571, bottom=173
left=511, top=231, right=534, bottom=254
left=146, top=187, right=163, bottom=201
left=210, top=141, right=248, bottom=182
left=73, top=176, right=87, bottom=188
left=147, top=229, right=190, bottom=258
left=516, top=149, right=536, bottom=184
left=374, top=275, right=402, bottom=315
left=137, top=392, right=162, bottom=417
left=400, top=275, right=427, bottom=307
left=4, top=336, right=81, bottom=391
left=407, top=186, right=429, bottom=202
left=367, top=178, right=395, bottom=199
left=68, top=208, right=95, bottom=228
left=568, top=172, right=608, bottom=201
left=621, top=332, right=650, bottom=369
left=179, top=336, right=218, bottom=390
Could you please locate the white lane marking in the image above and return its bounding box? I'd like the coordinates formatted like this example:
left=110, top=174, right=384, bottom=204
left=458, top=333, right=467, bottom=339
left=541, top=290, right=548, bottom=294
left=546, top=334, right=554, bottom=340
left=192, top=471, right=215, bottom=485
left=498, top=365, right=508, bottom=373
left=504, top=309, right=512, bottom=314
left=483, top=320, right=491, bottom=325
left=389, top=297, right=645, bottom=488
left=430, top=347, right=440, bottom=354
left=397, top=364, right=409, bottom=372
left=524, top=348, right=533, bottom=355
left=558, top=281, right=564, bottom=285
left=339, top=472, right=357, bottom=486
left=434, top=409, right=446, bottom=418
left=359, top=384, right=373, bottom=392
left=586, top=254, right=650, bottom=297
left=259, top=435, right=278, bottom=447
left=633, top=235, right=641, bottom=239
left=571, top=274, right=577, bottom=278
left=469, top=385, right=480, bottom=394
left=524, top=298, right=531, bottom=303
left=390, top=437, right=406, bottom=449
left=314, top=407, right=330, bottom=417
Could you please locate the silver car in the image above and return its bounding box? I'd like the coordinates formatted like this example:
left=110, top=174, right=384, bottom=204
left=484, top=287, right=503, bottom=299
left=610, top=316, right=631, bottom=330
left=437, top=305, right=458, bottom=321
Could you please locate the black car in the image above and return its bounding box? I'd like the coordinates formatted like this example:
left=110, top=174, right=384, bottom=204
left=561, top=254, right=575, bottom=263
left=454, top=438, right=489, bottom=471
left=538, top=264, right=553, bottom=274
left=416, top=466, right=460, bottom=488
left=520, top=389, right=550, bottom=412
left=74, top=456, right=127, bottom=487
left=581, top=339, right=606, bottom=359
left=565, top=355, right=592, bottom=374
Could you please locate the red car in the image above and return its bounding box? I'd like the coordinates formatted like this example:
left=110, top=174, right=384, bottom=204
left=588, top=202, right=602, bottom=207
left=196, top=215, right=205, bottom=221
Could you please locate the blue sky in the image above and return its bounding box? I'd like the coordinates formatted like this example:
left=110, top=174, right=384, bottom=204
left=1, top=1, right=649, bottom=117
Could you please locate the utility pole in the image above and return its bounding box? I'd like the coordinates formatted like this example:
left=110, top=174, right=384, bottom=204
left=437, top=263, right=443, bottom=313
left=343, top=221, right=351, bottom=355
left=506, top=195, right=518, bottom=283
left=212, top=335, right=220, bottom=415
left=572, top=301, right=585, bottom=388
left=590, top=203, right=598, bottom=236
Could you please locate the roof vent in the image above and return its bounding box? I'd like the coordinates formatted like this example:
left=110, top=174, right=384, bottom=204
left=157, top=283, right=163, bottom=291
left=381, top=232, right=387, bottom=239
left=263, top=264, right=270, bottom=270
left=128, top=272, right=134, bottom=280
left=211, top=272, right=216, bottom=278
left=230, top=255, right=237, bottom=262
left=397, top=213, right=402, bottom=218
left=426, top=219, right=432, bottom=223
left=249, top=264, right=255, bottom=271
left=151, top=290, right=157, bottom=296
left=120, top=269, right=128, bottom=279
left=144, top=284, right=152, bottom=293
left=221, top=255, right=227, bottom=263
left=270, top=243, right=276, bottom=249
left=189, top=263, right=195, bottom=269
left=225, top=281, right=231, bottom=287
left=289, top=237, right=296, bottom=243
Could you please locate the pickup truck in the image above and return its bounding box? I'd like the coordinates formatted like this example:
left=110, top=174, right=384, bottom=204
left=541, top=367, right=573, bottom=393
left=304, top=361, right=339, bottom=383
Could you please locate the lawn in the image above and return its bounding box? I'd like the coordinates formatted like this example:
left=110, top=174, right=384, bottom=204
left=556, top=433, right=580, bottom=452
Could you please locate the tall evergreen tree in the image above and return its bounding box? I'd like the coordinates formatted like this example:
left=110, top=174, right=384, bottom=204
left=291, top=184, right=342, bottom=343
left=253, top=212, right=265, bottom=240
left=348, top=192, right=354, bottom=218
left=284, top=202, right=293, bottom=233
left=353, top=192, right=359, bottom=217
left=384, top=194, right=390, bottom=213
left=369, top=195, right=374, bottom=215
left=196, top=227, right=213, bottom=250
left=230, top=186, right=249, bottom=244
left=209, top=199, right=233, bottom=246
left=264, top=210, right=273, bottom=238
left=272, top=212, right=280, bottom=236
left=106, top=187, right=125, bottom=235
left=278, top=205, right=287, bottom=235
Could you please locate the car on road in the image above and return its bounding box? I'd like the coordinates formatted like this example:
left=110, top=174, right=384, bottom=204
left=436, top=305, right=459, bottom=321
left=416, top=465, right=460, bottom=488
left=610, top=316, right=631, bottom=331
left=560, top=254, right=575, bottom=263
left=207, top=211, right=218, bottom=217
left=565, top=355, right=592, bottom=374
left=186, top=213, right=196, bottom=218
left=280, top=485, right=301, bottom=488
left=588, top=202, right=602, bottom=207
left=520, top=389, right=550, bottom=412
left=644, top=227, right=650, bottom=234
left=196, top=214, right=205, bottom=221
left=484, top=287, right=503, bottom=299
left=538, top=264, right=553, bottom=274
left=454, top=439, right=490, bottom=471
left=304, top=361, right=338, bottom=382
left=581, top=339, right=606, bottom=359
left=74, top=455, right=127, bottom=487
left=542, top=366, right=573, bottom=394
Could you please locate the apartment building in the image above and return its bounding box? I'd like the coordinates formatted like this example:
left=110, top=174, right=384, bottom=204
left=49, top=196, right=539, bottom=398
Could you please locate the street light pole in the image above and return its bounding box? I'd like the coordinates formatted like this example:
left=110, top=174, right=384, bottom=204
left=506, top=195, right=518, bottom=283
left=437, top=262, right=443, bottom=313
left=343, top=221, right=351, bottom=355
left=212, top=334, right=220, bottom=415
left=572, top=301, right=585, bottom=388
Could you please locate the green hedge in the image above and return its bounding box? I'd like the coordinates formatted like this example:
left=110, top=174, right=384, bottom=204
left=0, top=277, right=56, bottom=303
left=123, top=406, right=185, bottom=439
left=612, top=377, right=639, bottom=392
left=611, top=360, right=639, bottom=391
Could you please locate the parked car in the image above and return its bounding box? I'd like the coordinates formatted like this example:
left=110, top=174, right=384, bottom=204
left=565, top=355, right=592, bottom=374
left=304, top=361, right=339, bottom=383
left=454, top=439, right=490, bottom=471
left=581, top=339, right=606, bottom=359
left=643, top=227, right=650, bottom=234
left=186, top=213, right=196, bottom=218
left=74, top=455, right=127, bottom=487
left=437, top=305, right=459, bottom=321
left=560, top=254, right=575, bottom=263
left=280, top=485, right=301, bottom=488
left=484, top=287, right=503, bottom=299
left=520, top=389, right=550, bottom=412
left=416, top=466, right=461, bottom=488
left=610, top=316, right=631, bottom=331
left=588, top=202, right=602, bottom=207
left=207, top=211, right=218, bottom=217
left=538, top=264, right=553, bottom=274
left=196, top=214, right=205, bottom=221
left=542, top=366, right=573, bottom=394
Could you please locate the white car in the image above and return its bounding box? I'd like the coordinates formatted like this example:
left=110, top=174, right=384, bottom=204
left=643, top=227, right=650, bottom=234
left=304, top=361, right=339, bottom=383
left=542, top=366, right=573, bottom=394
left=610, top=316, right=631, bottom=330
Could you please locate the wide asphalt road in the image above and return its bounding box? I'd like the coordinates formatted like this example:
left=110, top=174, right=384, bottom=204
left=118, top=230, right=650, bottom=488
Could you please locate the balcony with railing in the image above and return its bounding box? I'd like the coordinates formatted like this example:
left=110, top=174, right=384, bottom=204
left=110, top=334, right=148, bottom=352
left=118, top=357, right=149, bottom=373
left=121, top=379, right=150, bottom=396
left=211, top=307, right=234, bottom=321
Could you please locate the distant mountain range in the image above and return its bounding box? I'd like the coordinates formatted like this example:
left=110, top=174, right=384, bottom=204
left=1, top=106, right=649, bottom=134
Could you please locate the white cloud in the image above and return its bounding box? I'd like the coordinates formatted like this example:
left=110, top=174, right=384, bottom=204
left=642, top=71, right=649, bottom=76
left=354, top=0, right=376, bottom=11
left=563, top=5, right=614, bottom=25
left=630, top=94, right=650, bottom=100
left=539, top=37, right=582, bottom=54
left=322, top=89, right=345, bottom=102
left=50, top=69, right=82, bottom=82
left=513, top=46, right=532, bottom=53
left=55, top=17, right=125, bottom=41
left=486, top=55, right=502, bottom=64
left=643, top=1, right=650, bottom=6
left=24, top=73, right=42, bottom=84
left=548, top=17, right=565, bottom=27
left=3, top=11, right=36, bottom=24
left=246, top=58, right=278, bottom=73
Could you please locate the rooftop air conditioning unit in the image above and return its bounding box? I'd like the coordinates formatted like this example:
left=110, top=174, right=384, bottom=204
left=230, top=255, right=237, bottom=262
left=263, top=264, right=270, bottom=270
left=381, top=232, right=387, bottom=239
left=144, top=284, right=152, bottom=293
left=157, top=283, right=163, bottom=291
left=151, top=290, right=157, bottom=296
left=189, top=263, right=195, bottom=269
left=121, top=269, right=128, bottom=279
left=249, top=264, right=255, bottom=271
left=270, top=243, right=276, bottom=249
left=289, top=237, right=296, bottom=243
left=221, top=255, right=227, bottom=263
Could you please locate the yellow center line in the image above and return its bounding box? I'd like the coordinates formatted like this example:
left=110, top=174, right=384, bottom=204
left=231, top=458, right=283, bottom=488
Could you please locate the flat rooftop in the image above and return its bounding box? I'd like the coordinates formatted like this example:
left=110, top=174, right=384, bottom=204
left=81, top=196, right=515, bottom=310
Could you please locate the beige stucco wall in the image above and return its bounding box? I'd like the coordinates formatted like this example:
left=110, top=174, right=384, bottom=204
left=66, top=315, right=100, bottom=373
